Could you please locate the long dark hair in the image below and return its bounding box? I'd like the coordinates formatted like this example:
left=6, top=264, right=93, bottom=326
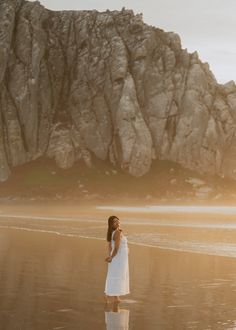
left=106, top=215, right=119, bottom=242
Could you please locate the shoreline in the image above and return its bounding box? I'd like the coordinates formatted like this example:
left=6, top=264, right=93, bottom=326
left=1, top=227, right=236, bottom=329
left=1, top=217, right=236, bottom=261
left=2, top=201, right=236, bottom=222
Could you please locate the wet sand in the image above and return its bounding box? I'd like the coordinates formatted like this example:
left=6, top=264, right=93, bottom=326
left=1, top=223, right=236, bottom=329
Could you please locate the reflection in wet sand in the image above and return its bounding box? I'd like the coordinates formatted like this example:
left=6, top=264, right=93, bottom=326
left=2, top=214, right=236, bottom=329
left=105, top=303, right=129, bottom=330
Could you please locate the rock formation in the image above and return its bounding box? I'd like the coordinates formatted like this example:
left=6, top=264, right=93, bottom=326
left=1, top=0, right=236, bottom=182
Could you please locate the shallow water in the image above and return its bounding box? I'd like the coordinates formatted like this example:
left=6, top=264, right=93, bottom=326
left=2, top=207, right=236, bottom=258
left=1, top=227, right=236, bottom=329
left=1, top=207, right=236, bottom=329
left=97, top=204, right=236, bottom=215
left=97, top=205, right=236, bottom=258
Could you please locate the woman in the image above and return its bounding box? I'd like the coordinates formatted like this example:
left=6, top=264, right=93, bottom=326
left=104, top=216, right=130, bottom=303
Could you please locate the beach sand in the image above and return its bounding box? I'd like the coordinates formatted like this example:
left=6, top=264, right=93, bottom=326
left=1, top=218, right=236, bottom=329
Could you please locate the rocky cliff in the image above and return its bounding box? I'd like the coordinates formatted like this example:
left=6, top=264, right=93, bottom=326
left=1, top=0, right=236, bottom=182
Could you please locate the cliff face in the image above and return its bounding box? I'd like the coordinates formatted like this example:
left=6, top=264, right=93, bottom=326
left=1, top=0, right=236, bottom=182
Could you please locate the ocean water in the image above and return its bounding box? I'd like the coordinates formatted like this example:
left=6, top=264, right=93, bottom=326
left=1, top=206, right=236, bottom=329
left=2, top=205, right=236, bottom=258
left=97, top=205, right=236, bottom=258
left=97, top=205, right=236, bottom=215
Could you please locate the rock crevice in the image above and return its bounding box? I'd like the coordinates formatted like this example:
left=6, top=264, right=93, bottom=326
left=1, top=0, right=236, bottom=181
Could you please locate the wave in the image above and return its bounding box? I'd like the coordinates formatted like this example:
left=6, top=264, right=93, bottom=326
left=0, top=214, right=103, bottom=222
left=128, top=236, right=236, bottom=259
left=1, top=224, right=236, bottom=259
left=97, top=205, right=236, bottom=215
left=3, top=213, right=236, bottom=230
left=0, top=225, right=104, bottom=241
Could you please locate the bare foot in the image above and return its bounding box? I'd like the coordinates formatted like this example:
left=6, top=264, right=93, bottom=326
left=114, top=296, right=121, bottom=303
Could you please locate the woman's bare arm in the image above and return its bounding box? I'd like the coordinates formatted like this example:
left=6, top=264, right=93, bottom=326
left=110, top=230, right=121, bottom=259
left=105, top=230, right=122, bottom=262
left=108, top=242, right=112, bottom=255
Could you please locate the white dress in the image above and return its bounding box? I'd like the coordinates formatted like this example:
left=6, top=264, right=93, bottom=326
left=105, top=309, right=129, bottom=329
left=105, top=230, right=130, bottom=296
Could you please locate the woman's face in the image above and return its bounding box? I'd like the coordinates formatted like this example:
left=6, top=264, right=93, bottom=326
left=112, top=218, right=120, bottom=229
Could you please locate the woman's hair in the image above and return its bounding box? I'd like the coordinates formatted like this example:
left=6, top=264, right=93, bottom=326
left=106, top=215, right=119, bottom=242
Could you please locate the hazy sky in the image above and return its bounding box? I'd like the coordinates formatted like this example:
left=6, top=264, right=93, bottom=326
left=30, top=0, right=236, bottom=84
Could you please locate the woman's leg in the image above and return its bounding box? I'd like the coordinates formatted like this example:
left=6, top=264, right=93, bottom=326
left=113, top=296, right=121, bottom=303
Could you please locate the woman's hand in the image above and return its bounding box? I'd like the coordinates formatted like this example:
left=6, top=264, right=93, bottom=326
left=105, top=256, right=112, bottom=263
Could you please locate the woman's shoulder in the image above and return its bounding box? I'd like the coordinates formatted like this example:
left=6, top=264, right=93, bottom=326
left=113, top=229, right=122, bottom=239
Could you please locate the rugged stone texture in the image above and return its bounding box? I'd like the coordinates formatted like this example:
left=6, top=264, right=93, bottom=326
left=1, top=0, right=236, bottom=181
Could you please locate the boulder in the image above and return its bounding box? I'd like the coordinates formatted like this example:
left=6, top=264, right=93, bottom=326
left=0, top=0, right=236, bottom=181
